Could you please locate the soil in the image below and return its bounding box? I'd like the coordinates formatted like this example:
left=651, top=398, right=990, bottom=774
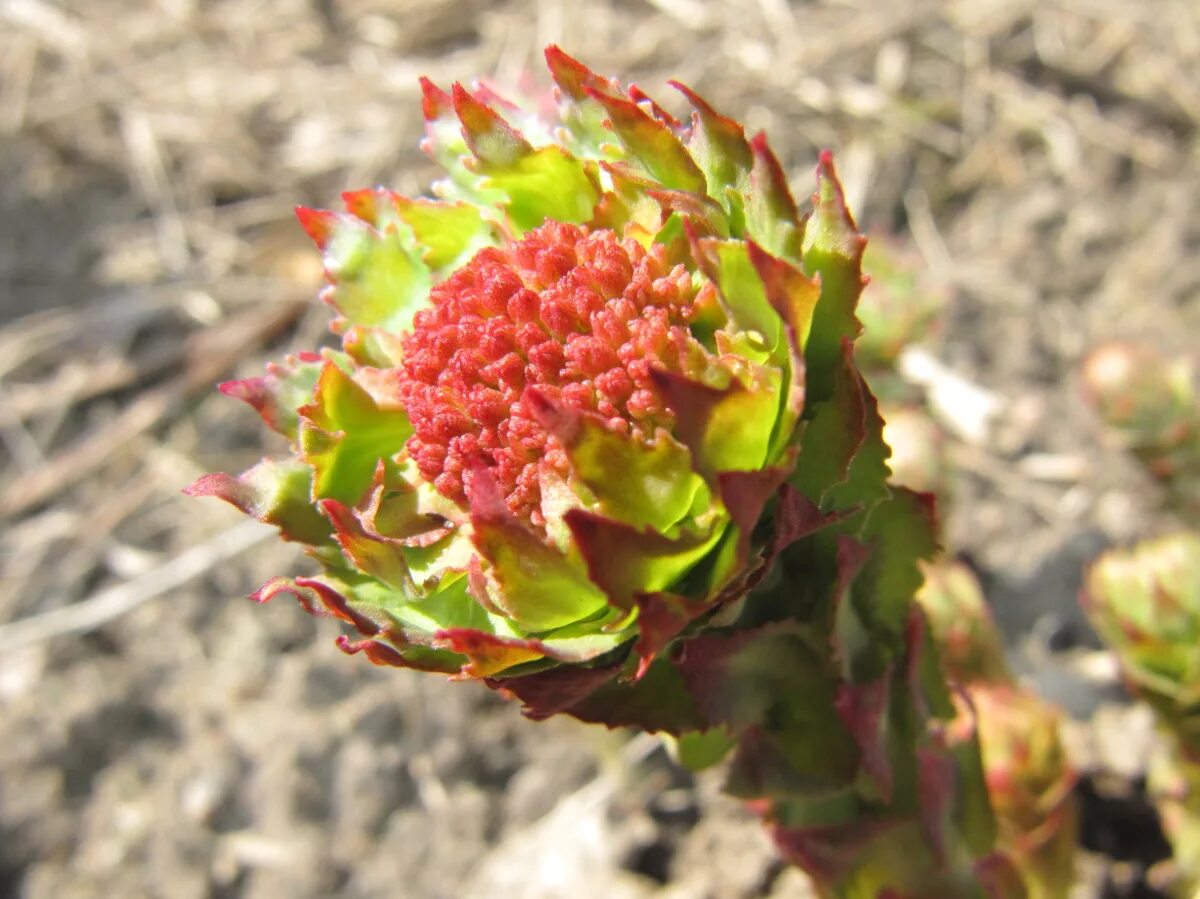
left=0, top=1, right=1197, bottom=897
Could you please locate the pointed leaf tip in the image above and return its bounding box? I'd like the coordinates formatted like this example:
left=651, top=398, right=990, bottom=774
left=186, top=461, right=332, bottom=545
left=627, top=84, right=681, bottom=128
left=742, top=132, right=802, bottom=259
left=218, top=356, right=324, bottom=440
left=809, top=151, right=862, bottom=253
left=669, top=80, right=753, bottom=205
left=667, top=79, right=720, bottom=119
left=544, top=45, right=612, bottom=101
left=337, top=635, right=422, bottom=669
left=582, top=87, right=707, bottom=194
left=451, top=82, right=532, bottom=167
left=295, top=206, right=337, bottom=250
left=750, top=132, right=798, bottom=217
left=320, top=497, right=414, bottom=592
left=419, top=76, right=453, bottom=121
left=465, top=461, right=512, bottom=524
left=217, top=377, right=259, bottom=402
left=717, top=466, right=790, bottom=563
left=252, top=575, right=381, bottom=635
left=183, top=472, right=238, bottom=501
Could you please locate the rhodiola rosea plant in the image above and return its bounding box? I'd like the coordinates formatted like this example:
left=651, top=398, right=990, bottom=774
left=191, top=48, right=1041, bottom=897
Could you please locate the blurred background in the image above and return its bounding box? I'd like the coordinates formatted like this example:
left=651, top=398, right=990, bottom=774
left=0, top=0, right=1197, bottom=896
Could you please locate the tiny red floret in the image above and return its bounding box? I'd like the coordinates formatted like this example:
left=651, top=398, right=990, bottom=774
left=399, top=222, right=700, bottom=525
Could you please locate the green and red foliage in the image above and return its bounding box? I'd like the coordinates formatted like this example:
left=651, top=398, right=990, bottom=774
left=190, top=48, right=1052, bottom=896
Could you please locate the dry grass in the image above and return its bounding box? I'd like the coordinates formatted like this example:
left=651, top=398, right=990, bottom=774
left=0, top=1, right=1196, bottom=896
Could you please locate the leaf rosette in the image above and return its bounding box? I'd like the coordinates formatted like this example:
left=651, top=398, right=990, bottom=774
left=184, top=50, right=1040, bottom=895
left=191, top=49, right=868, bottom=690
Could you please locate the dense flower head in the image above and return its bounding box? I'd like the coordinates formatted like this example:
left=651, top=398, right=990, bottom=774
left=399, top=221, right=703, bottom=525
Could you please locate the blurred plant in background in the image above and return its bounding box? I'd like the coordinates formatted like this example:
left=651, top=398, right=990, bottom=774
left=918, top=561, right=1078, bottom=899
left=1081, top=338, right=1200, bottom=893
left=1084, top=533, right=1200, bottom=895
left=1082, top=342, right=1200, bottom=523
left=857, top=237, right=952, bottom=506
left=856, top=237, right=949, bottom=399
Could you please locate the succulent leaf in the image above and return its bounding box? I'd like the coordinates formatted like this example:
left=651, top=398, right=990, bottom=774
left=299, top=361, right=412, bottom=506
left=524, top=388, right=705, bottom=533
left=298, top=202, right=432, bottom=335
left=670, top=80, right=753, bottom=211
left=218, top=352, right=325, bottom=440
left=467, top=466, right=608, bottom=631
left=186, top=458, right=331, bottom=545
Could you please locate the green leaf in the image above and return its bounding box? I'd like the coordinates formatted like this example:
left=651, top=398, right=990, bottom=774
left=745, top=133, right=803, bottom=262
left=579, top=657, right=709, bottom=734
left=671, top=81, right=753, bottom=212
left=584, top=89, right=707, bottom=194
left=566, top=509, right=728, bottom=612
left=419, top=77, right=505, bottom=206
left=321, top=499, right=415, bottom=593
left=669, top=728, right=737, bottom=771
left=676, top=626, right=859, bottom=793
left=525, top=389, right=705, bottom=533
left=185, top=458, right=331, bottom=546
left=469, top=469, right=608, bottom=632
left=483, top=145, right=600, bottom=232
left=747, top=242, right=821, bottom=459
left=852, top=488, right=940, bottom=647
left=801, top=152, right=865, bottom=405
left=790, top=345, right=867, bottom=506
left=831, top=537, right=876, bottom=683
left=695, top=238, right=784, bottom=358
left=393, top=197, right=496, bottom=271
left=310, top=566, right=489, bottom=641
left=652, top=367, right=782, bottom=475
left=825, top=370, right=892, bottom=512
left=311, top=212, right=433, bottom=334
left=544, top=45, right=621, bottom=155
left=299, top=362, right=413, bottom=506
left=218, top=353, right=324, bottom=441
left=452, top=83, right=533, bottom=168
